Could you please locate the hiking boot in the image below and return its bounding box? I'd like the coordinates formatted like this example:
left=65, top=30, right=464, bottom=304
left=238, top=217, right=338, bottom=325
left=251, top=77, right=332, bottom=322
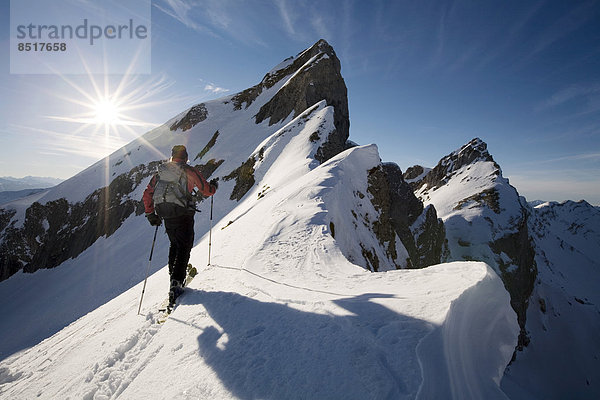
left=169, top=279, right=184, bottom=304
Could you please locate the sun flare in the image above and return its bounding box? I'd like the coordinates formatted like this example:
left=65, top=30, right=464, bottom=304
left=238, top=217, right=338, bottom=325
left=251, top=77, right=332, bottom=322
left=94, top=99, right=120, bottom=125
left=45, top=69, right=189, bottom=165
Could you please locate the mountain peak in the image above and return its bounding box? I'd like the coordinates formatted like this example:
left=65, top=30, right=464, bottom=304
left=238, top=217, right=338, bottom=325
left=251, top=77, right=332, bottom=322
left=264, top=39, right=336, bottom=79
left=308, top=38, right=335, bottom=55
left=253, top=40, right=349, bottom=163
left=417, top=138, right=500, bottom=191
left=452, top=138, right=494, bottom=165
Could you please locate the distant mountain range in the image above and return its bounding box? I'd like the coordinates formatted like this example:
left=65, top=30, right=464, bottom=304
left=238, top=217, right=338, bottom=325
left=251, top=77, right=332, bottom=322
left=0, top=176, right=63, bottom=192
left=0, top=176, right=64, bottom=205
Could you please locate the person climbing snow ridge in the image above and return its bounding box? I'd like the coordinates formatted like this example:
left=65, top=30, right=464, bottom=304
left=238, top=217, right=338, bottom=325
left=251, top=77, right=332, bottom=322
left=142, top=145, right=218, bottom=305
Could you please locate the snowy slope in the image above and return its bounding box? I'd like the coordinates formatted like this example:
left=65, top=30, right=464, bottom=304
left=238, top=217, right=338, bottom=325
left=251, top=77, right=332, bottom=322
left=0, top=138, right=518, bottom=400
left=0, top=41, right=520, bottom=399
left=411, top=139, right=535, bottom=346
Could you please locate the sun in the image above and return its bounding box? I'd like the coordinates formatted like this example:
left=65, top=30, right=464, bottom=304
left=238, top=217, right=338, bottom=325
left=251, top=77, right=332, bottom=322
left=94, top=98, right=121, bottom=125
left=46, top=71, right=189, bottom=165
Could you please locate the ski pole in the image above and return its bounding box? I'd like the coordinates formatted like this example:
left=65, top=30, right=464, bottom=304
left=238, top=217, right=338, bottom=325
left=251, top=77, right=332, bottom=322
left=138, top=225, right=159, bottom=315
left=208, top=195, right=213, bottom=266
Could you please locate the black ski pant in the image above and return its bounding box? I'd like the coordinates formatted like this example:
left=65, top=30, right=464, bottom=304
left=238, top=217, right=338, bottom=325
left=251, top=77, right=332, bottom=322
left=164, top=213, right=195, bottom=285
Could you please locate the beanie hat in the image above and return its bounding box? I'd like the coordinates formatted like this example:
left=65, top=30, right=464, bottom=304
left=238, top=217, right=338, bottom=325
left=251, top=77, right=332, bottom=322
left=171, top=145, right=188, bottom=161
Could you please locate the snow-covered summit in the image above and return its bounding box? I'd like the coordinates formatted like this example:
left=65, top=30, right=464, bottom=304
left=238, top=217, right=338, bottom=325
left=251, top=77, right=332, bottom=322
left=412, top=137, right=501, bottom=193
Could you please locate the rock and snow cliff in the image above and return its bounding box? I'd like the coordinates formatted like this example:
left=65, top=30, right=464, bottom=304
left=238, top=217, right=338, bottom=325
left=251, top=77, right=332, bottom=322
left=0, top=40, right=595, bottom=399
left=407, top=138, right=536, bottom=349
left=406, top=138, right=600, bottom=399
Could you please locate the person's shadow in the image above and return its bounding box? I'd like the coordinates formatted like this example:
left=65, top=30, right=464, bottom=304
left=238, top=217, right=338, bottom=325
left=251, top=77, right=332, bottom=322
left=184, top=290, right=434, bottom=399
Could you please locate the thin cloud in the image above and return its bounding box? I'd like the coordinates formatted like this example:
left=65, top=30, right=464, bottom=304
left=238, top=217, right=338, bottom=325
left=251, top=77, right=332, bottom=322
left=540, top=152, right=600, bottom=163
left=310, top=14, right=332, bottom=42
left=512, top=1, right=598, bottom=71
left=204, top=84, right=229, bottom=94
left=514, top=152, right=600, bottom=166
left=537, top=83, right=600, bottom=111
left=153, top=0, right=213, bottom=35
left=474, top=1, right=545, bottom=71
left=276, top=0, right=296, bottom=36
left=531, top=2, right=596, bottom=56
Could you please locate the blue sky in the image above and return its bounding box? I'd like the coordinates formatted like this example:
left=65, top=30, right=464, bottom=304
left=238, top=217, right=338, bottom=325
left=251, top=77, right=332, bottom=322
left=1, top=0, right=599, bottom=204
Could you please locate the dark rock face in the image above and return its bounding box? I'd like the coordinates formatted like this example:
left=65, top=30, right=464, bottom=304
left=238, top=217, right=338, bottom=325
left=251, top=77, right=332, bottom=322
left=254, top=40, right=349, bottom=164
left=403, top=165, right=425, bottom=181
left=365, top=163, right=446, bottom=270
left=382, top=163, right=423, bottom=230
left=455, top=188, right=501, bottom=214
left=422, top=138, right=500, bottom=190
left=0, top=162, right=160, bottom=281
left=413, top=205, right=448, bottom=268
left=170, top=103, right=208, bottom=132
left=229, top=40, right=349, bottom=164
left=223, top=157, right=256, bottom=201
left=366, top=166, right=401, bottom=270
left=0, top=209, right=15, bottom=233
left=194, top=159, right=224, bottom=184
left=491, top=210, right=538, bottom=350
left=195, top=131, right=220, bottom=161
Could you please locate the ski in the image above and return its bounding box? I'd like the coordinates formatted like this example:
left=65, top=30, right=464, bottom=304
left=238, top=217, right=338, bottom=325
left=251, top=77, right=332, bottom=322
left=156, top=265, right=197, bottom=324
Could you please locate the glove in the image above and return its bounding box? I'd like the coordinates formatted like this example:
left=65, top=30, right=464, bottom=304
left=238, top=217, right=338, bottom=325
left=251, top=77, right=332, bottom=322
left=146, top=212, right=162, bottom=226
left=209, top=178, right=219, bottom=191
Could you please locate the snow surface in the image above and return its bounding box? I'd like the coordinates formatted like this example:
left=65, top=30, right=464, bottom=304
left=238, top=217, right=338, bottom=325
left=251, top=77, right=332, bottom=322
left=0, top=47, right=520, bottom=399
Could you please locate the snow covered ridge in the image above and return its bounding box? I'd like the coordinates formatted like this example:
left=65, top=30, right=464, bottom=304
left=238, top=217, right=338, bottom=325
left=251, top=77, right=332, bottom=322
left=406, top=139, right=600, bottom=398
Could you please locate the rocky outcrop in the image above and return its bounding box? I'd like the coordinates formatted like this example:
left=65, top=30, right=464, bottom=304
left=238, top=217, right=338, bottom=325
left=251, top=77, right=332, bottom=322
left=223, top=157, right=256, bottom=202
left=491, top=209, right=537, bottom=350
left=0, top=209, right=15, bottom=233
left=254, top=40, right=349, bottom=164
left=412, top=205, right=448, bottom=268
left=195, top=131, right=220, bottom=161
left=364, top=163, right=446, bottom=270
left=170, top=103, right=208, bottom=132
left=403, top=165, right=425, bottom=181
left=365, top=166, right=403, bottom=269
left=420, top=138, right=500, bottom=190
left=194, top=159, right=224, bottom=184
